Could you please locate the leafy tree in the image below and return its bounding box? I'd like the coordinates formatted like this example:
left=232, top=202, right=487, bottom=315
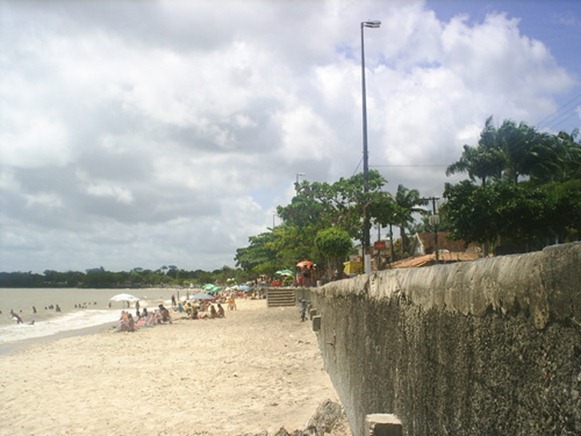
left=314, top=227, right=353, bottom=280
left=445, top=117, right=580, bottom=254
left=235, top=231, right=282, bottom=276
left=277, top=170, right=390, bottom=246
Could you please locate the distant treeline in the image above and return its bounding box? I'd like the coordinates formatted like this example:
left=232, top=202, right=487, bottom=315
left=0, top=265, right=252, bottom=289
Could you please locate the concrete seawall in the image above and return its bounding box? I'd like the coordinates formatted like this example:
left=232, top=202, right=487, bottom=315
left=309, top=242, right=581, bottom=435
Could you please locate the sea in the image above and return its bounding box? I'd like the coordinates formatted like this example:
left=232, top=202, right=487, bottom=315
left=0, top=287, right=184, bottom=353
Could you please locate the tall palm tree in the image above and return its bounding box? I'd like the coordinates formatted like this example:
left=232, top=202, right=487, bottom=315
left=394, top=185, right=427, bottom=257
left=446, top=116, right=504, bottom=186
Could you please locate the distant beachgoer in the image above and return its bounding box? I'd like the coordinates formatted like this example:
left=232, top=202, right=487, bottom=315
left=300, top=299, right=308, bottom=322
left=108, top=302, right=112, bottom=309
left=190, top=305, right=199, bottom=320
left=171, top=294, right=177, bottom=307
left=209, top=305, right=218, bottom=319
left=158, top=304, right=172, bottom=324
left=10, top=309, right=23, bottom=324
left=141, top=307, right=148, bottom=318
left=32, top=306, right=37, bottom=314
left=118, top=311, right=136, bottom=332
left=217, top=304, right=225, bottom=318
left=228, top=297, right=237, bottom=311
left=55, top=304, right=61, bottom=312
left=127, top=313, right=136, bottom=332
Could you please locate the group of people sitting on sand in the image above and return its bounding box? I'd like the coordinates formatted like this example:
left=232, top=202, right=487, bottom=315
left=117, top=304, right=173, bottom=332
left=117, top=296, right=233, bottom=332
left=183, top=301, right=225, bottom=320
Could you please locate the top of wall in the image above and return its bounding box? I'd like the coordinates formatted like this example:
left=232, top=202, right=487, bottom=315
left=315, top=242, right=581, bottom=329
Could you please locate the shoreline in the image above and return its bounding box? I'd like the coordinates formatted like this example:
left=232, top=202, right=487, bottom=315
left=0, top=320, right=118, bottom=357
left=0, top=299, right=350, bottom=435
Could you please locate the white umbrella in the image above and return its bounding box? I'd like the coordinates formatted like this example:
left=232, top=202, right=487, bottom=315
left=109, top=293, right=140, bottom=303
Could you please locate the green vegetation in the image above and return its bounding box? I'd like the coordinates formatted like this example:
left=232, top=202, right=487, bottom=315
left=443, top=118, right=580, bottom=254
left=0, top=265, right=253, bottom=289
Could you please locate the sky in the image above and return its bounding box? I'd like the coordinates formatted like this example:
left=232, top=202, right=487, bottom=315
left=1, top=0, right=580, bottom=274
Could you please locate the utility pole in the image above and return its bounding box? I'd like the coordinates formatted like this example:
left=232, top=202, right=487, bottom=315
left=360, top=20, right=381, bottom=274
left=423, top=197, right=440, bottom=263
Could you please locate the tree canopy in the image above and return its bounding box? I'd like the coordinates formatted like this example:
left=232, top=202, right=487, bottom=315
left=444, top=118, right=580, bottom=252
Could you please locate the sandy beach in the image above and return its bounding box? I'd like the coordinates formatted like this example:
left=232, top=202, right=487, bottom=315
left=0, top=299, right=350, bottom=436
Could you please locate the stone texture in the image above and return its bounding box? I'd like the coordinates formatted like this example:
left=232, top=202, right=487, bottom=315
left=311, top=242, right=581, bottom=436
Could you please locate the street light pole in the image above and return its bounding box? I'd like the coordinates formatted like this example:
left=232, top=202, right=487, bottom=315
left=295, top=172, right=306, bottom=192
left=361, top=20, right=381, bottom=274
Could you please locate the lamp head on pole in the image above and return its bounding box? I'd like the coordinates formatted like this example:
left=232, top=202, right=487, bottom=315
left=362, top=20, right=381, bottom=28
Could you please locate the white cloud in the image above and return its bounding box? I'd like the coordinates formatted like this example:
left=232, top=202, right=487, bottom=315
left=0, top=0, right=577, bottom=273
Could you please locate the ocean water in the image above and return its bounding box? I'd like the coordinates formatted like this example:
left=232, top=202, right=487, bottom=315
left=0, top=288, right=182, bottom=348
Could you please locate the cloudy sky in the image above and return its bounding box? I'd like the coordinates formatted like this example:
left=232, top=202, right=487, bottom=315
left=1, top=0, right=580, bottom=274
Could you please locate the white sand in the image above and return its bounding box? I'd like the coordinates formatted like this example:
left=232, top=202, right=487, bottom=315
left=0, top=299, right=350, bottom=435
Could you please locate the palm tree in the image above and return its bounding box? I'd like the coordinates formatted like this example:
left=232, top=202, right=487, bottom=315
left=446, top=116, right=504, bottom=186
left=393, top=185, right=428, bottom=257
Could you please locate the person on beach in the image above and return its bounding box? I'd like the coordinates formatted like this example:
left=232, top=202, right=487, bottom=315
left=10, top=309, right=23, bottom=324
left=217, top=303, right=225, bottom=318
left=118, top=311, right=136, bottom=332
left=300, top=299, right=308, bottom=322
left=158, top=304, right=172, bottom=324
left=209, top=305, right=218, bottom=319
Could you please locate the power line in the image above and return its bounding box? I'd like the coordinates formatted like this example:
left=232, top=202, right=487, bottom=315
left=535, top=92, right=581, bottom=131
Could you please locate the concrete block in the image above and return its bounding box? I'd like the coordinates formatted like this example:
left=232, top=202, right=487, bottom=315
left=312, top=315, right=321, bottom=332
left=365, top=414, right=402, bottom=436
left=309, top=308, right=317, bottom=320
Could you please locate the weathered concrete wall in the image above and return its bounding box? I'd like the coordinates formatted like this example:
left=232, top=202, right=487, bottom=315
left=310, top=242, right=581, bottom=436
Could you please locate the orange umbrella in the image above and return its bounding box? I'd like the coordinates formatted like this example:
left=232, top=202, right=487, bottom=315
left=296, top=260, right=313, bottom=268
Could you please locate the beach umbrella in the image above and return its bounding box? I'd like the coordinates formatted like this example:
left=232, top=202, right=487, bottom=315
left=236, top=284, right=251, bottom=292
left=109, top=293, right=140, bottom=303
left=275, top=269, right=294, bottom=276
left=189, top=293, right=215, bottom=300
left=296, top=260, right=314, bottom=268
left=202, top=284, right=221, bottom=294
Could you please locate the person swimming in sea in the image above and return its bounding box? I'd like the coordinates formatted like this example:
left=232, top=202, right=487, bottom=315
left=10, top=309, right=23, bottom=324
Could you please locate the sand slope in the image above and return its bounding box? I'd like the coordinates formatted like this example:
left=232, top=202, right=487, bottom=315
left=0, top=299, right=350, bottom=435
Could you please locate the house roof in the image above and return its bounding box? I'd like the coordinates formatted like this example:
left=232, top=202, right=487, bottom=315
left=388, top=251, right=481, bottom=269
left=415, top=231, right=479, bottom=253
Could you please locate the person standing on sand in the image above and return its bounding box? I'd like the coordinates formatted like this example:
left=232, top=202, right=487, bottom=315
left=300, top=299, right=308, bottom=322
